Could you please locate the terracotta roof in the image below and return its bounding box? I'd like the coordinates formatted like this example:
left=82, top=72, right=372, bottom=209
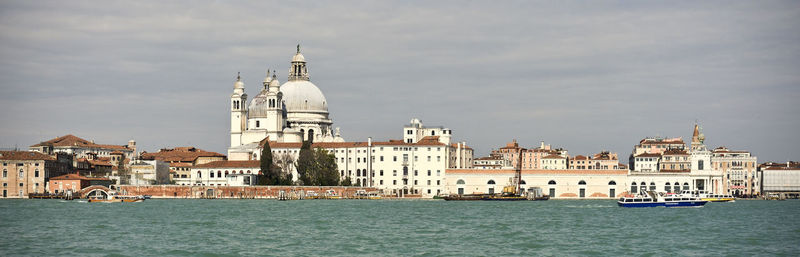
left=542, top=154, right=565, bottom=159
left=194, top=160, right=260, bottom=168
left=475, top=156, right=503, bottom=160
left=169, top=162, right=193, bottom=167
left=110, top=151, right=124, bottom=155
left=0, top=151, right=55, bottom=161
left=571, top=155, right=588, bottom=160
left=263, top=138, right=452, bottom=149
left=31, top=134, right=131, bottom=150
left=141, top=147, right=226, bottom=163
left=635, top=153, right=662, bottom=158
left=663, top=149, right=688, bottom=155
left=50, top=173, right=111, bottom=181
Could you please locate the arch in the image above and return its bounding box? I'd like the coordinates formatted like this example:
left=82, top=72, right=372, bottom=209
left=665, top=182, right=672, bottom=193
left=631, top=182, right=638, bottom=193
left=217, top=171, right=221, bottom=178
left=578, top=180, right=586, bottom=185
left=520, top=180, right=526, bottom=185
left=362, top=178, right=367, bottom=186
left=456, top=179, right=465, bottom=185
left=239, top=170, right=244, bottom=174
left=649, top=182, right=656, bottom=191
left=225, top=171, right=229, bottom=176
left=487, top=180, right=496, bottom=185
left=608, top=180, right=616, bottom=185
left=548, top=180, right=556, bottom=185
left=308, top=129, right=314, bottom=142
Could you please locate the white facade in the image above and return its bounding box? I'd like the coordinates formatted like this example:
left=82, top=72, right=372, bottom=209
left=190, top=161, right=261, bottom=186
left=227, top=174, right=258, bottom=186
left=128, top=159, right=170, bottom=185
left=229, top=46, right=343, bottom=159
left=445, top=169, right=628, bottom=198
left=632, top=153, right=660, bottom=172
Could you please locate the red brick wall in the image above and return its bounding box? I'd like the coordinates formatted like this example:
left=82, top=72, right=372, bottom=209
left=116, top=185, right=376, bottom=199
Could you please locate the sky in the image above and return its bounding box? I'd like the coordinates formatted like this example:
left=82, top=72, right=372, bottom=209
left=1, top=1, right=798, bottom=163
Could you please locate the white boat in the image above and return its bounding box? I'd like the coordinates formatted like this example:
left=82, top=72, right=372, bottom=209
left=618, top=191, right=707, bottom=208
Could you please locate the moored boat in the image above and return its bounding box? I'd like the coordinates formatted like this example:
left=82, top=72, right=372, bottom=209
left=88, top=194, right=145, bottom=203
left=700, top=193, right=735, bottom=202
left=617, top=191, right=707, bottom=208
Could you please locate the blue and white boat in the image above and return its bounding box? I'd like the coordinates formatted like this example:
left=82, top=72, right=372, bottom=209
left=617, top=191, right=708, bottom=208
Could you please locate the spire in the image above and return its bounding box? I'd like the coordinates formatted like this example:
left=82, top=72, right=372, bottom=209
left=289, top=46, right=309, bottom=81
left=692, top=123, right=700, bottom=143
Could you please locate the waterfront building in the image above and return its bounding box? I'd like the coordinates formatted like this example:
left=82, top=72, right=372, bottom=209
left=541, top=154, right=567, bottom=170
left=632, top=153, right=661, bottom=172
left=491, top=140, right=566, bottom=170
left=29, top=134, right=136, bottom=162
left=258, top=119, right=472, bottom=197
left=628, top=136, right=684, bottom=169
left=712, top=147, right=759, bottom=196
left=140, top=147, right=226, bottom=183
left=128, top=159, right=171, bottom=185
left=228, top=46, right=344, bottom=160
left=444, top=169, right=627, bottom=198
left=47, top=173, right=112, bottom=195
left=473, top=155, right=512, bottom=170
left=569, top=151, right=623, bottom=170
left=0, top=151, right=71, bottom=198
left=190, top=160, right=260, bottom=186
left=759, top=161, right=800, bottom=198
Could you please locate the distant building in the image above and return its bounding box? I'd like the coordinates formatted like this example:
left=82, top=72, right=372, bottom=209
left=140, top=147, right=226, bottom=183
left=29, top=134, right=136, bottom=162
left=760, top=161, right=800, bottom=198
left=540, top=154, right=567, bottom=170
left=47, top=173, right=112, bottom=195
left=712, top=147, right=758, bottom=197
left=445, top=169, right=627, bottom=198
left=1, top=151, right=71, bottom=198
left=632, top=153, right=661, bottom=172
left=190, top=160, right=261, bottom=186
left=473, top=155, right=511, bottom=170
left=569, top=152, right=623, bottom=170
left=129, top=159, right=171, bottom=185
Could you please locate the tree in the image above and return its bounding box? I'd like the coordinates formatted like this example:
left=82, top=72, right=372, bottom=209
left=296, top=140, right=314, bottom=185
left=313, top=148, right=340, bottom=186
left=276, top=152, right=295, bottom=185
left=340, top=176, right=352, bottom=186
left=260, top=141, right=274, bottom=185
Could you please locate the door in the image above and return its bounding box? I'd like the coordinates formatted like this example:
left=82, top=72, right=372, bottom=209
left=579, top=188, right=585, bottom=198
left=549, top=188, right=555, bottom=197
left=609, top=188, right=615, bottom=198
left=457, top=188, right=464, bottom=195
left=488, top=188, right=494, bottom=194
left=2, top=190, right=6, bottom=197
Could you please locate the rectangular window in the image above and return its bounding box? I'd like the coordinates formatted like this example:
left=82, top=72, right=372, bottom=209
left=437, top=170, right=441, bottom=176
left=380, top=180, right=383, bottom=185
left=427, top=156, right=431, bottom=161
left=380, top=170, right=384, bottom=176
left=393, top=170, right=397, bottom=176
left=380, top=156, right=384, bottom=161
left=427, top=180, right=431, bottom=185
left=393, top=180, right=396, bottom=185
left=414, top=180, right=417, bottom=185
left=437, top=156, right=441, bottom=162
left=437, top=180, right=440, bottom=185
left=393, top=156, right=397, bottom=162
left=427, top=170, right=431, bottom=176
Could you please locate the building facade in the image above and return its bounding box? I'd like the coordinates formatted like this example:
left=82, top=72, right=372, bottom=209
left=1, top=151, right=71, bottom=198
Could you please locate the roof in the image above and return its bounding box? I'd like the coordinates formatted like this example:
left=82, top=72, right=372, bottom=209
left=31, top=134, right=131, bottom=150
left=194, top=160, right=261, bottom=168
left=571, top=155, right=588, bottom=160
left=635, top=153, right=662, bottom=158
left=446, top=169, right=628, bottom=175
left=663, top=149, right=688, bottom=155
left=262, top=137, right=455, bottom=149
left=50, top=173, right=111, bottom=181
left=0, top=151, right=55, bottom=161
left=542, top=154, right=565, bottom=159
left=474, top=156, right=503, bottom=161
left=141, top=147, right=226, bottom=163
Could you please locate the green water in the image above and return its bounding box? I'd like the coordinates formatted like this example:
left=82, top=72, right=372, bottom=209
left=1, top=199, right=798, bottom=256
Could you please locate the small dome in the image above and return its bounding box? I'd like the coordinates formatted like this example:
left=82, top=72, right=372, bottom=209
left=292, top=52, right=305, bottom=62
left=248, top=90, right=270, bottom=118
left=233, top=78, right=244, bottom=89
left=280, top=80, right=327, bottom=113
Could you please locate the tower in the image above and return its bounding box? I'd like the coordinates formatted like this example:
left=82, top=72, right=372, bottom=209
left=288, top=44, right=309, bottom=81
left=265, top=70, right=284, bottom=134
left=230, top=73, right=247, bottom=147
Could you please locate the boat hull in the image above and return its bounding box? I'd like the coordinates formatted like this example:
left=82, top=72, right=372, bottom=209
left=701, top=198, right=735, bottom=202
left=617, top=200, right=707, bottom=208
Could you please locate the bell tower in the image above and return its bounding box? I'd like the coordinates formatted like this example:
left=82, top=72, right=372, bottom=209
left=288, top=44, right=309, bottom=81
left=230, top=72, right=247, bottom=147
left=265, top=70, right=284, bottom=133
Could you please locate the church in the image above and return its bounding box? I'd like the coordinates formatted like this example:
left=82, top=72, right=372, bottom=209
left=228, top=46, right=344, bottom=160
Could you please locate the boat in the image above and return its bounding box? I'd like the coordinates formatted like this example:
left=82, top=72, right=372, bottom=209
left=700, top=193, right=735, bottom=202
left=305, top=190, right=319, bottom=199
left=617, top=191, right=707, bottom=208
left=324, top=189, right=342, bottom=199
left=367, top=191, right=382, bottom=200
left=526, top=187, right=550, bottom=201
left=88, top=193, right=145, bottom=203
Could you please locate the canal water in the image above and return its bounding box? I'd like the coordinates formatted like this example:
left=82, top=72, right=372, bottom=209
left=1, top=199, right=798, bottom=256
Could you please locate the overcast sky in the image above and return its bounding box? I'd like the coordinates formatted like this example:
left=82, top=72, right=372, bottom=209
left=1, top=1, right=798, bottom=162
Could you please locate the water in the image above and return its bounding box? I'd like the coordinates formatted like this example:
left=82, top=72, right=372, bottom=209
left=1, top=199, right=798, bottom=256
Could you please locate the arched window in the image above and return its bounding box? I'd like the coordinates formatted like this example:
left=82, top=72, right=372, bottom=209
left=487, top=180, right=496, bottom=185
left=308, top=129, right=314, bottom=142
left=520, top=180, right=526, bottom=185
left=683, top=182, right=689, bottom=191
left=578, top=180, right=586, bottom=185
left=2, top=169, right=6, bottom=178
left=217, top=171, right=221, bottom=178
left=362, top=178, right=367, bottom=186
left=665, top=182, right=672, bottom=193
left=674, top=182, right=680, bottom=192
left=649, top=182, right=656, bottom=191
left=19, top=169, right=23, bottom=178
left=225, top=171, right=229, bottom=176
left=548, top=180, right=556, bottom=185
left=456, top=179, right=465, bottom=185
left=246, top=170, right=251, bottom=174
left=631, top=182, right=638, bottom=193
left=608, top=181, right=616, bottom=185
left=197, top=171, right=202, bottom=178
left=239, top=170, right=244, bottom=174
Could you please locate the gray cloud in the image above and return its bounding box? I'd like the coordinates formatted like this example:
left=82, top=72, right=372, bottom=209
left=1, top=0, right=798, bottom=162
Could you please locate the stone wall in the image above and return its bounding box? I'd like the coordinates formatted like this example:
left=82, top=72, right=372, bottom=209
left=116, top=185, right=375, bottom=199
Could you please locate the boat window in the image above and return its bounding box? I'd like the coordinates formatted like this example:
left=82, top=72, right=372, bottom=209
left=625, top=199, right=633, bottom=202
left=634, top=199, right=642, bottom=202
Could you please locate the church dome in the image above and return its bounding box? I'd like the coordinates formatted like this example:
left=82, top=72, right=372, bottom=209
left=248, top=90, right=270, bottom=118
left=292, top=52, right=305, bottom=62
left=280, top=80, right=328, bottom=113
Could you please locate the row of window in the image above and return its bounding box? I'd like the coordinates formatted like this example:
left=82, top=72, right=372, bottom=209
left=379, top=179, right=441, bottom=186
left=2, top=169, right=40, bottom=178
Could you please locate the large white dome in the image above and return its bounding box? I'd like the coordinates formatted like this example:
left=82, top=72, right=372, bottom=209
left=280, top=80, right=328, bottom=113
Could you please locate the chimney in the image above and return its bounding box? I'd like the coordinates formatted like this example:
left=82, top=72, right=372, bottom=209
left=368, top=137, right=372, bottom=147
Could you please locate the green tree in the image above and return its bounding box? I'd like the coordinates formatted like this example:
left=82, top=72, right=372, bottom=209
left=296, top=140, right=314, bottom=185
left=313, top=148, right=340, bottom=186
left=257, top=141, right=275, bottom=185
left=340, top=176, right=352, bottom=186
